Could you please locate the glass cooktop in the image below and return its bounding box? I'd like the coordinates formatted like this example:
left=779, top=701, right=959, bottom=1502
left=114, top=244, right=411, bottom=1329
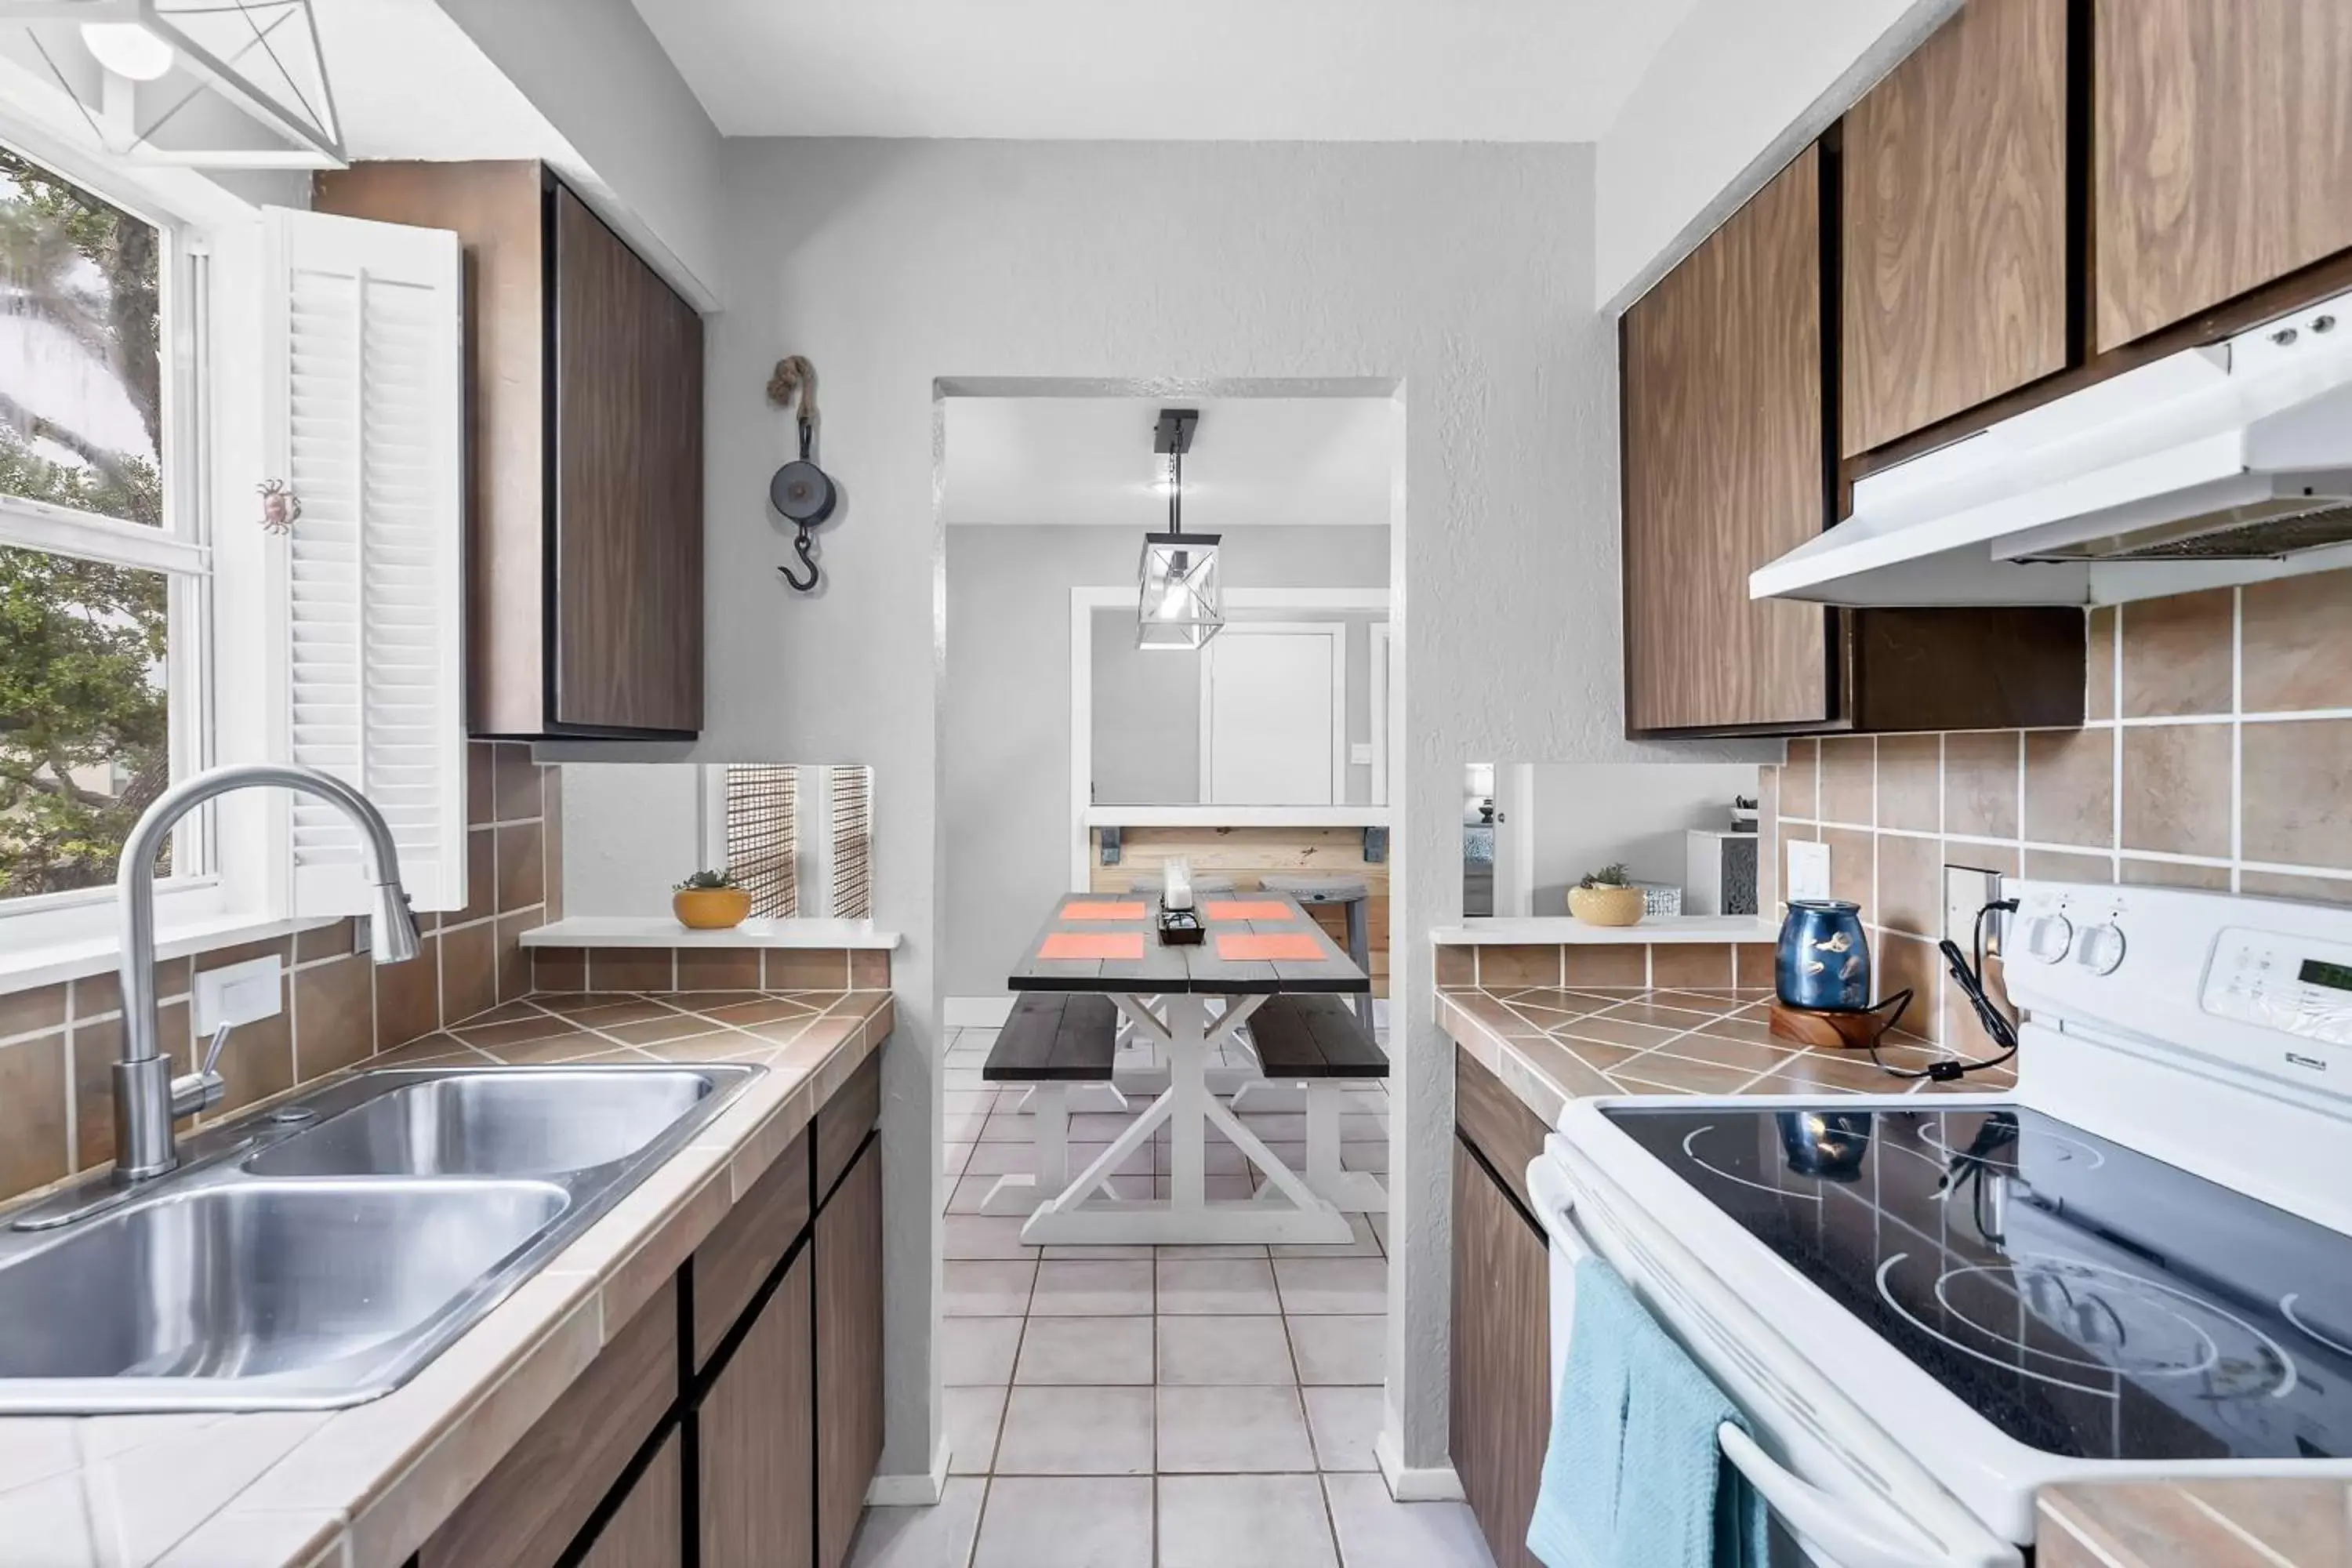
left=1602, top=1103, right=2352, bottom=1461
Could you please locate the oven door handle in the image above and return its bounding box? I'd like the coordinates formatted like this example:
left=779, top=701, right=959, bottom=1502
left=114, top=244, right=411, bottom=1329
left=1719, top=1422, right=1980, bottom=1568
left=1525, top=1150, right=1592, bottom=1259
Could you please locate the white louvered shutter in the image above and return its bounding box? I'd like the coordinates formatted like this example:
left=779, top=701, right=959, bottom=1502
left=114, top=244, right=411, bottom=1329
left=262, top=208, right=466, bottom=913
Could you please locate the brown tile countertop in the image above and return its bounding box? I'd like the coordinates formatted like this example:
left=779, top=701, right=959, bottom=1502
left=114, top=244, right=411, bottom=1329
left=0, top=985, right=892, bottom=1568
left=1438, top=981, right=2013, bottom=1125
left=2041, top=1479, right=2350, bottom=1567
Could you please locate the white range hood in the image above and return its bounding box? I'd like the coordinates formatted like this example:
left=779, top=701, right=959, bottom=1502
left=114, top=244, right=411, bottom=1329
left=1751, top=288, right=2352, bottom=607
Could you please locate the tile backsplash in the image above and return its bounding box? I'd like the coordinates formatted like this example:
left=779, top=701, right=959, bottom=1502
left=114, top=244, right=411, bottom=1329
left=1763, top=570, right=2352, bottom=1052
left=0, top=741, right=561, bottom=1206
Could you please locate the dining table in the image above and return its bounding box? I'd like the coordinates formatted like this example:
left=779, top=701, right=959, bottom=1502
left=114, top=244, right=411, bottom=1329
left=1003, top=890, right=1370, bottom=1246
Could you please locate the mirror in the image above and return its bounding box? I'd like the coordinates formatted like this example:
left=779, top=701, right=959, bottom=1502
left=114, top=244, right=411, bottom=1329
left=1463, top=760, right=1760, bottom=920
left=560, top=763, right=875, bottom=920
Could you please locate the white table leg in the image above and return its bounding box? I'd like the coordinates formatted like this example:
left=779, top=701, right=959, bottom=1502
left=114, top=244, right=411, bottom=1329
left=1301, top=1082, right=1388, bottom=1213
left=1166, top=992, right=1207, bottom=1218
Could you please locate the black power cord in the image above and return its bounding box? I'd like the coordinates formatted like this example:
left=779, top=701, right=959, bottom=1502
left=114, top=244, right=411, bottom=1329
left=1840, top=897, right=2022, bottom=1082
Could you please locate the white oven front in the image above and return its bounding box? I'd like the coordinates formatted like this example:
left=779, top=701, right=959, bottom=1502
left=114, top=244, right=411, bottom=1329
left=1525, top=1139, right=2020, bottom=1568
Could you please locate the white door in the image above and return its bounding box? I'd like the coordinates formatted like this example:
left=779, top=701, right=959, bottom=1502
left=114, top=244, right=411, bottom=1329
left=1493, top=762, right=1537, bottom=917
left=1200, top=625, right=1344, bottom=805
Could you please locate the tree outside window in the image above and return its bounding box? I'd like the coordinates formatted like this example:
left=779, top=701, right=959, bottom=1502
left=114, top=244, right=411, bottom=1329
left=0, top=144, right=173, bottom=901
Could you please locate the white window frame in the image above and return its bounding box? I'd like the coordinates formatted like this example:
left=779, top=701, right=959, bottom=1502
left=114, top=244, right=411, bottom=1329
left=0, top=120, right=276, bottom=963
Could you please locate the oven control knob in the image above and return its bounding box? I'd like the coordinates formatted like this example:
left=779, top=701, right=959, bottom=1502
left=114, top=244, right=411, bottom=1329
left=2020, top=913, right=2075, bottom=965
left=2074, top=923, right=2127, bottom=976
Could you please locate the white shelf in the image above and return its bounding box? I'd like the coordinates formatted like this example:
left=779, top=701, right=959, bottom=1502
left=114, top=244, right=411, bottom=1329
left=1085, top=805, right=1392, bottom=829
left=1430, top=916, right=1779, bottom=946
left=519, top=917, right=901, bottom=950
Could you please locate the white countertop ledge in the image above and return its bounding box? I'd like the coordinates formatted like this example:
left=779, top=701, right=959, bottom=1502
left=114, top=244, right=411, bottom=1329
left=1084, top=805, right=1391, bottom=829
left=519, top=917, right=902, bottom=949
left=1430, top=916, right=1780, bottom=946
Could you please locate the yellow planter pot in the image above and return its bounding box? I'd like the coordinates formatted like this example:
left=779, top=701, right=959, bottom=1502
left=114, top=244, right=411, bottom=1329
left=1567, top=884, right=1646, bottom=927
left=673, top=887, right=753, bottom=931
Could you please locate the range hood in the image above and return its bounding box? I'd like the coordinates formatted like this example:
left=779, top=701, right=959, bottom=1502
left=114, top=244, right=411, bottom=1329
left=1751, top=289, right=2352, bottom=607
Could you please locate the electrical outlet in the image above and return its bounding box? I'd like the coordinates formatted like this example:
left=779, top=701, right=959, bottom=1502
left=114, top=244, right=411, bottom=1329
left=1944, top=865, right=2007, bottom=953
left=1787, top=839, right=1831, bottom=902
left=194, top=954, right=282, bottom=1034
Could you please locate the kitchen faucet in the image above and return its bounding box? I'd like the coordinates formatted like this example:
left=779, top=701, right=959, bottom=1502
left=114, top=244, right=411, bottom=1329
left=111, top=763, right=421, bottom=1183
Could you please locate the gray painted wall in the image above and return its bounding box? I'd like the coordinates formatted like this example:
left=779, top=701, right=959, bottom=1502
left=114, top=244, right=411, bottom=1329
left=1525, top=761, right=1762, bottom=913
left=944, top=523, right=1386, bottom=1000
left=697, top=137, right=1771, bottom=1487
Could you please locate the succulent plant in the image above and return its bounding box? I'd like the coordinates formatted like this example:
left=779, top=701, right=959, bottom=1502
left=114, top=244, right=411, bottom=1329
left=1576, top=862, right=1633, bottom=890
left=673, top=868, right=741, bottom=891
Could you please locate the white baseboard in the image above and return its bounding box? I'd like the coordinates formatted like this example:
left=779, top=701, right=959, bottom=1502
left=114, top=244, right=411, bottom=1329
left=1374, top=1428, right=1465, bottom=1501
left=946, top=995, right=1014, bottom=1029
left=865, top=1437, right=951, bottom=1507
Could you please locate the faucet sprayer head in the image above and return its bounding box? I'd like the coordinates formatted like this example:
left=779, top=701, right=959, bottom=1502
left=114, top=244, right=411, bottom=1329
left=368, top=884, right=423, bottom=964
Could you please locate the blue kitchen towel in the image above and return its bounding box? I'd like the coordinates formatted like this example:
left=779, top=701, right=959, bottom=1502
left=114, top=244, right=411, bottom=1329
left=1526, top=1256, right=1769, bottom=1568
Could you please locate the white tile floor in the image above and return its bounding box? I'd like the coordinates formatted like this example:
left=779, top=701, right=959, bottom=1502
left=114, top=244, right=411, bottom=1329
left=850, top=1025, right=1498, bottom=1568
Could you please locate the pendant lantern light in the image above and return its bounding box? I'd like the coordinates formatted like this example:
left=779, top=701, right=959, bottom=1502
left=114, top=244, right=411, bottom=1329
left=1138, top=406, right=1222, bottom=651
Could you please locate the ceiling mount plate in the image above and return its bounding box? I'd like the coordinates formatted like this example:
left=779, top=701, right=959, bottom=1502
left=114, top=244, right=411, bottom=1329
left=1154, top=408, right=1198, bottom=456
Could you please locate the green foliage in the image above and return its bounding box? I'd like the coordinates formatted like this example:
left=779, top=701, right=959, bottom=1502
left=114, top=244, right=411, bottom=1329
left=0, top=146, right=169, bottom=899
left=1577, top=862, right=1633, bottom=890
left=674, top=868, right=742, bottom=891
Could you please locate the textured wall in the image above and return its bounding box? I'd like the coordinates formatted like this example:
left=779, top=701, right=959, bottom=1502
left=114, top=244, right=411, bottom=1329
left=699, top=136, right=1773, bottom=1483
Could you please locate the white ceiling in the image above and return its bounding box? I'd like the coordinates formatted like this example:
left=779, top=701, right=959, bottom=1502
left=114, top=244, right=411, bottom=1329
left=943, top=397, right=1394, bottom=529
left=629, top=0, right=1698, bottom=141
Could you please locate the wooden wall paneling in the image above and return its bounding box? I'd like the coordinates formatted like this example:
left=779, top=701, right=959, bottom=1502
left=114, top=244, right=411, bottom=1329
left=815, top=1141, right=886, bottom=1568
left=1841, top=0, right=2070, bottom=455
left=1450, top=1137, right=1549, bottom=1568
left=579, top=1432, right=684, bottom=1568
left=311, top=161, right=549, bottom=736
left=2094, top=0, right=2352, bottom=350
left=419, top=1279, right=678, bottom=1568
left=551, top=184, right=706, bottom=733
left=699, top=1248, right=817, bottom=1568
left=1623, top=148, right=1831, bottom=734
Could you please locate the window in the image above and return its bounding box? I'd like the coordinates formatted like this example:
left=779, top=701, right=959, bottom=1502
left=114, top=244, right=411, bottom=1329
left=724, top=764, right=797, bottom=918
left=0, top=141, right=200, bottom=911
left=829, top=766, right=873, bottom=920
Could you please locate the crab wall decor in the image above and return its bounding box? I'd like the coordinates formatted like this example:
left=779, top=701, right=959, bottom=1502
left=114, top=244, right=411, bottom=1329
left=257, top=479, right=301, bottom=536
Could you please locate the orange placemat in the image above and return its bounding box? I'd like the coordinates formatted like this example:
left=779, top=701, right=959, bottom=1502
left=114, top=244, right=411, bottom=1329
left=1063, top=901, right=1146, bottom=920
left=1214, top=933, right=1326, bottom=961
left=1203, top=900, right=1295, bottom=921
left=1040, top=931, right=1145, bottom=960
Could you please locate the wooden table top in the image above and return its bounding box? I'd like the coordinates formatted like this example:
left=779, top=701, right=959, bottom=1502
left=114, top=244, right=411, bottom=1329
left=1007, top=892, right=1369, bottom=995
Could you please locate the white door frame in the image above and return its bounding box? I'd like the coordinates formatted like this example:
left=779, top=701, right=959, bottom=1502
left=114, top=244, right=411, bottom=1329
left=1196, top=622, right=1347, bottom=806
left=1067, top=586, right=1388, bottom=889
left=1368, top=621, right=1391, bottom=808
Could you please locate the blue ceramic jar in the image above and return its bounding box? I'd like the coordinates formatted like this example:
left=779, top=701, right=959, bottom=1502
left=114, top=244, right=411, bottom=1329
left=1777, top=899, right=1871, bottom=1011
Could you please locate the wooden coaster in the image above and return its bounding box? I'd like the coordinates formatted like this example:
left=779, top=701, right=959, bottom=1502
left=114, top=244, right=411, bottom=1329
left=1769, top=1001, right=1886, bottom=1051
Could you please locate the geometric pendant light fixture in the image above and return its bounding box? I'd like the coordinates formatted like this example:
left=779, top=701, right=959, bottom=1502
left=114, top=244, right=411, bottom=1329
left=1138, top=406, right=1224, bottom=651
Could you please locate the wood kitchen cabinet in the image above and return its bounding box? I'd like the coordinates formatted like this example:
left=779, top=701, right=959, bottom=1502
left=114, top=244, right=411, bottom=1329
left=582, top=1432, right=685, bottom=1568
left=1451, top=1048, right=1552, bottom=1568
left=815, top=1136, right=886, bottom=1568
left=1841, top=0, right=2069, bottom=456
left=2093, top=0, right=2352, bottom=353
left=1623, top=149, right=1831, bottom=735
left=313, top=162, right=706, bottom=739
left=700, top=1248, right=817, bottom=1568
left=1621, top=145, right=2085, bottom=738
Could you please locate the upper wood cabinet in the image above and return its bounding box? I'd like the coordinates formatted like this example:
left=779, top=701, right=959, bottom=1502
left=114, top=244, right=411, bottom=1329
left=2094, top=0, right=2352, bottom=351
left=1842, top=0, right=2070, bottom=456
left=1624, top=148, right=1831, bottom=734
left=314, top=162, right=706, bottom=739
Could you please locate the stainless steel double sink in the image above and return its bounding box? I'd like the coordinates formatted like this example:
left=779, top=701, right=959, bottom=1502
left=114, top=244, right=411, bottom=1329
left=0, top=1065, right=760, bottom=1414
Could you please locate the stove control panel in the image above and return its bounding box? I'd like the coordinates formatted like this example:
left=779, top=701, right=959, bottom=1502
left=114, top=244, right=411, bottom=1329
left=2202, top=926, right=2352, bottom=1052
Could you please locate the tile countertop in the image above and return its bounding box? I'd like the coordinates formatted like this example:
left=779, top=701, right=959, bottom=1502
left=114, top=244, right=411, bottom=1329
left=2039, top=1479, right=2351, bottom=1567
left=0, top=985, right=894, bottom=1568
left=1436, top=980, right=2010, bottom=1126
left=519, top=916, right=902, bottom=949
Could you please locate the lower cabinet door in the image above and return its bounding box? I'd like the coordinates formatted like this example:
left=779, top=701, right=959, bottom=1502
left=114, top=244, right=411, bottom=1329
left=1450, top=1136, right=1550, bottom=1568
left=582, top=1430, right=684, bottom=1568
left=700, top=1246, right=817, bottom=1568
left=815, top=1138, right=885, bottom=1568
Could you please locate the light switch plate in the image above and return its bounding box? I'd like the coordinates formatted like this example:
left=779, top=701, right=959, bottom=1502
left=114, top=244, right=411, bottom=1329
left=1787, top=840, right=1831, bottom=902
left=194, top=954, right=283, bottom=1034
left=1349, top=742, right=1374, bottom=766
left=1944, top=864, right=2008, bottom=952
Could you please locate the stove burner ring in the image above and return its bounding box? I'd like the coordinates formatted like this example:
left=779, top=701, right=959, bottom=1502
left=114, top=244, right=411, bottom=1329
left=1877, top=1253, right=2299, bottom=1400
left=2283, top=1294, right=2352, bottom=1359
left=1914, top=1119, right=2107, bottom=1171
left=1679, top=1125, right=1821, bottom=1203
left=1935, top=1264, right=2220, bottom=1380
